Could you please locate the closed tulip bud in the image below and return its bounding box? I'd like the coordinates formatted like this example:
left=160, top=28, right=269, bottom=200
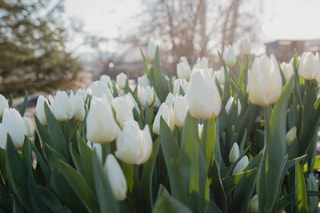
left=249, top=194, right=259, bottom=213
left=100, top=74, right=113, bottom=90
left=86, top=97, right=119, bottom=143
left=138, top=74, right=150, bottom=87
left=195, top=57, right=209, bottom=68
left=0, top=94, right=8, bottom=118
left=187, top=70, right=221, bottom=120
left=173, top=78, right=190, bottom=95
left=177, top=57, right=191, bottom=81
left=116, top=72, right=127, bottom=89
left=87, top=141, right=103, bottom=164
left=286, top=126, right=297, bottom=145
left=298, top=52, right=320, bottom=80
left=104, top=154, right=127, bottom=201
left=212, top=67, right=225, bottom=86
left=111, top=96, right=134, bottom=128
left=23, top=116, right=35, bottom=137
left=76, top=88, right=88, bottom=102
left=35, top=95, right=50, bottom=125
left=70, top=90, right=85, bottom=121
left=51, top=91, right=72, bottom=121
left=137, top=85, right=156, bottom=109
left=0, top=108, right=27, bottom=148
left=248, top=55, right=282, bottom=106
left=225, top=96, right=241, bottom=116
left=164, top=93, right=175, bottom=107
left=91, top=81, right=113, bottom=102
left=116, top=120, right=152, bottom=164
left=239, top=38, right=251, bottom=55
left=232, top=155, right=249, bottom=175
left=223, top=45, right=236, bottom=67
left=229, top=143, right=240, bottom=165
left=147, top=42, right=157, bottom=61
left=153, top=103, right=174, bottom=135
left=173, top=95, right=188, bottom=128
left=280, top=62, right=294, bottom=81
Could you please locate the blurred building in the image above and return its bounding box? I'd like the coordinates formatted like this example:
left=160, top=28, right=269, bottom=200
left=265, top=39, right=320, bottom=62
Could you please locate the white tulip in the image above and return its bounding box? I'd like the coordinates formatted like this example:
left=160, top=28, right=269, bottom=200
left=51, top=91, right=72, bottom=121
left=239, top=38, right=251, bottom=55
left=187, top=70, right=221, bottom=120
left=111, top=96, right=134, bottom=128
left=137, top=85, right=156, bottom=109
left=0, top=94, right=8, bottom=118
left=153, top=103, right=175, bottom=135
left=232, top=155, right=249, bottom=175
left=286, top=126, right=297, bottom=145
left=91, top=81, right=113, bottom=102
left=195, top=57, right=209, bottom=68
left=23, top=116, right=35, bottom=137
left=248, top=55, right=282, bottom=106
left=147, top=42, right=157, bottom=61
left=212, top=67, right=225, bottom=86
left=100, top=74, right=113, bottom=89
left=35, top=95, right=50, bottom=125
left=164, top=93, right=175, bottom=107
left=173, top=78, right=190, bottom=95
left=76, top=88, right=88, bottom=102
left=115, top=120, right=152, bottom=164
left=229, top=143, right=240, bottom=165
left=177, top=57, right=191, bottom=81
left=104, top=154, right=127, bottom=201
left=280, top=62, right=294, bottom=81
left=225, top=96, right=241, bottom=116
left=249, top=194, right=259, bottom=213
left=298, top=52, right=320, bottom=80
left=173, top=95, right=188, bottom=128
left=86, top=97, right=119, bottom=143
left=137, top=74, right=150, bottom=87
left=116, top=72, right=127, bottom=89
left=0, top=108, right=27, bottom=148
left=70, top=90, right=85, bottom=121
left=223, top=45, right=236, bottom=67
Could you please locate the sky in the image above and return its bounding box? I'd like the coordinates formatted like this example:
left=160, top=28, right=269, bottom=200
left=65, top=0, right=320, bottom=54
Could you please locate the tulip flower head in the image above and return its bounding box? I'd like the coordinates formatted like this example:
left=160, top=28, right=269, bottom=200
left=173, top=78, right=190, bottom=95
left=177, top=57, right=191, bottom=81
left=173, top=95, right=188, bottom=128
left=249, top=194, right=259, bottom=213
left=35, top=95, right=50, bottom=125
left=286, top=126, right=297, bottom=145
left=232, top=155, right=249, bottom=175
left=91, top=81, right=113, bottom=102
left=51, top=91, right=72, bottom=121
left=115, top=120, right=152, bottom=164
left=239, top=38, right=251, bottom=55
left=137, top=85, right=156, bottom=109
left=223, top=45, right=236, bottom=67
left=212, top=67, right=225, bottom=87
left=229, top=142, right=240, bottom=165
left=225, top=96, right=241, bottom=116
left=0, top=94, right=8, bottom=118
left=298, top=52, right=320, bottom=80
left=147, top=42, right=157, bottom=61
left=137, top=74, right=150, bottom=87
left=69, top=90, right=85, bottom=121
left=248, top=55, right=282, bottom=106
left=194, top=57, right=209, bottom=69
left=111, top=96, right=134, bottom=128
left=23, top=116, right=35, bottom=137
left=153, top=103, right=175, bottom=135
left=280, top=62, right=294, bottom=81
left=116, top=72, right=127, bottom=90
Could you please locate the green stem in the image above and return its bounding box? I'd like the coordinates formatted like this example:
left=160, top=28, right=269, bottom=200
left=263, top=107, right=270, bottom=148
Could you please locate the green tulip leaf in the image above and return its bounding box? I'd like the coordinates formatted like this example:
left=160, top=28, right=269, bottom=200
left=18, top=91, right=28, bottom=116
left=295, top=161, right=308, bottom=213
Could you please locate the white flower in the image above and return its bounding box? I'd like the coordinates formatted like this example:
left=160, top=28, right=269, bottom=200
left=229, top=143, right=240, bottom=165
left=249, top=194, right=259, bottom=213
left=212, top=67, right=225, bottom=86
left=0, top=94, right=8, bottom=118
left=280, top=62, right=294, bottom=81
left=23, top=116, right=35, bottom=137
left=177, top=57, right=191, bottom=81
left=286, top=126, right=297, bottom=145
left=173, top=95, right=188, bottom=128
left=239, top=38, right=251, bottom=55
left=137, top=85, right=156, bottom=109
left=164, top=93, right=175, bottom=107
left=298, top=52, right=320, bottom=80
left=35, top=95, right=50, bottom=125
left=173, top=78, right=190, bottom=95
left=232, top=155, right=249, bottom=175
left=153, top=103, right=175, bottom=135
left=223, top=45, right=236, bottom=67
left=51, top=91, right=72, bottom=121
left=0, top=108, right=27, bottom=149
left=137, top=74, right=150, bottom=87
left=91, top=81, right=113, bottom=102
left=104, top=154, right=127, bottom=201
left=194, top=57, right=209, bottom=68
left=87, top=141, right=103, bottom=164
left=86, top=97, right=119, bottom=144
left=187, top=69, right=221, bottom=120
left=111, top=96, right=134, bottom=128
left=225, top=96, right=241, bottom=116
left=76, top=88, right=88, bottom=102
left=115, top=120, right=152, bottom=164
left=248, top=55, right=282, bottom=106
left=70, top=90, right=85, bottom=121
left=147, top=42, right=157, bottom=61
left=100, top=74, right=113, bottom=89
left=116, top=72, right=127, bottom=89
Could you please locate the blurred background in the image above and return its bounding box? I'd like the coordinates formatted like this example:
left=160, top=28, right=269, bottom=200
left=1, top=0, right=320, bottom=97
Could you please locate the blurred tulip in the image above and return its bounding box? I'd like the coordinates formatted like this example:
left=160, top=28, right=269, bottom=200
left=153, top=103, right=174, bottom=135
left=280, top=62, right=294, bottom=81
left=87, top=141, right=103, bottom=164
left=138, top=74, right=150, bottom=87
left=187, top=70, right=221, bottom=120
left=100, top=74, right=113, bottom=89
left=225, top=96, right=241, bottom=116
left=111, top=96, right=134, bottom=128
left=298, top=52, right=320, bottom=80
left=104, top=154, right=127, bottom=201
left=70, top=90, right=85, bottom=121
left=0, top=94, right=9, bottom=118
left=137, top=85, right=156, bottom=109
left=173, top=78, right=190, bottom=95
left=23, top=116, right=35, bottom=137
left=76, top=88, right=88, bottom=102
left=35, top=95, right=50, bottom=125
left=249, top=194, right=259, bottom=213
left=116, top=72, right=127, bottom=89
left=0, top=108, right=27, bottom=148
left=232, top=155, right=249, bottom=175
left=173, top=95, right=188, bottom=128
left=115, top=120, right=152, bottom=164
left=177, top=57, right=191, bottom=81
left=286, top=126, right=297, bottom=145
left=229, top=143, right=240, bottom=165
left=239, top=38, right=251, bottom=55
left=223, top=45, right=236, bottom=67
left=51, top=91, right=72, bottom=121
left=86, top=97, right=119, bottom=143
left=147, top=42, right=157, bottom=61
left=195, top=57, right=209, bottom=68
left=91, top=81, right=113, bottom=102
left=248, top=55, right=282, bottom=106
left=212, top=67, right=225, bottom=87
left=164, top=93, right=175, bottom=107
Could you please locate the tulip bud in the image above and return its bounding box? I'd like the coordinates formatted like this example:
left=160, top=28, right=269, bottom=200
left=137, top=74, right=150, bottom=87
left=239, top=38, right=251, bottom=55
left=76, top=88, right=88, bottom=102
left=153, top=103, right=175, bottom=135
left=111, top=96, right=134, bottom=128
left=23, top=116, right=35, bottom=137
left=137, top=85, right=156, bottom=109
left=164, top=93, right=175, bottom=107
left=280, top=62, right=294, bottom=81
left=212, top=67, right=225, bottom=86
left=0, top=94, right=9, bottom=118
left=51, top=91, right=72, bottom=121
left=177, top=57, right=191, bottom=81
left=232, top=155, right=249, bottom=175
left=116, top=72, right=127, bottom=90
left=0, top=108, right=27, bottom=148
left=100, top=74, right=113, bottom=90
left=87, top=141, right=103, bottom=164
left=298, top=52, right=320, bottom=80
left=187, top=70, right=221, bottom=120
left=223, top=45, right=236, bottom=67
left=229, top=143, right=240, bottom=165
left=173, top=95, right=188, bottom=128
left=248, top=55, right=282, bottom=106
left=35, top=95, right=50, bottom=125
left=225, top=96, right=241, bottom=116
left=249, top=194, right=259, bottom=213
left=286, top=126, right=297, bottom=145
left=91, top=81, right=113, bottom=102
left=173, top=78, right=190, bottom=95
left=69, top=90, right=85, bottom=122
left=104, top=154, right=127, bottom=201
left=195, top=57, right=209, bottom=68
left=116, top=120, right=152, bottom=164
left=86, top=97, right=119, bottom=143
left=147, top=42, right=157, bottom=61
